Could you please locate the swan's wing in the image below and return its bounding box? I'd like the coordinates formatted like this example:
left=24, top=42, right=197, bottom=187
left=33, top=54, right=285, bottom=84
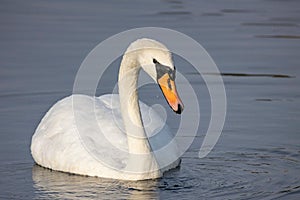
left=100, top=94, right=181, bottom=170
left=31, top=94, right=129, bottom=172
left=139, top=102, right=181, bottom=170
left=99, top=94, right=172, bottom=147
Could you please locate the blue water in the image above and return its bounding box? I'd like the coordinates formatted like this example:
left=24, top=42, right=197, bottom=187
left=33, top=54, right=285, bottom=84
left=1, top=0, right=300, bottom=199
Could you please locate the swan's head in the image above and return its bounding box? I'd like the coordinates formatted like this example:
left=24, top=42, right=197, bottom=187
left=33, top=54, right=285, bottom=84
left=127, top=38, right=184, bottom=114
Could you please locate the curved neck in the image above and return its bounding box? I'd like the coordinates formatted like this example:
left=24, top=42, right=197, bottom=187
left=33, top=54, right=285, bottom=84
left=118, top=54, right=151, bottom=155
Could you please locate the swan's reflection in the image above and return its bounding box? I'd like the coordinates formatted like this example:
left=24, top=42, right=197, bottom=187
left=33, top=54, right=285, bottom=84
left=32, top=164, right=158, bottom=199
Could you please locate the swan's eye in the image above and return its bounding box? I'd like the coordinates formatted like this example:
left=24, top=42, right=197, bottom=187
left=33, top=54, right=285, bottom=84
left=153, top=58, right=158, bottom=64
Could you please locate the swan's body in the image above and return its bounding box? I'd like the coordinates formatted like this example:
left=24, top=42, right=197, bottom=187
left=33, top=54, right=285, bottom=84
left=31, top=38, right=184, bottom=180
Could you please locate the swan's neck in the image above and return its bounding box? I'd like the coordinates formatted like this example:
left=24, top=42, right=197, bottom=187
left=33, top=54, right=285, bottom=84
left=118, top=52, right=161, bottom=177
left=118, top=54, right=151, bottom=155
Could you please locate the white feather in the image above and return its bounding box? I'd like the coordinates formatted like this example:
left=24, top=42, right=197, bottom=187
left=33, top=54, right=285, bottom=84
left=31, top=39, right=181, bottom=180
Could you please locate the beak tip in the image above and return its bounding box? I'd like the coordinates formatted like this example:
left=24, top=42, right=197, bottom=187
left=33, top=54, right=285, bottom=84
left=175, top=103, right=183, bottom=114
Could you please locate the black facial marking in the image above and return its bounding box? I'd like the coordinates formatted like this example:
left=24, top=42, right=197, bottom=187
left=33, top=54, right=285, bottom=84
left=155, top=60, right=176, bottom=81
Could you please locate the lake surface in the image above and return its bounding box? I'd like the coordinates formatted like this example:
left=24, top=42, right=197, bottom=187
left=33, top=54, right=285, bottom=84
left=1, top=0, right=300, bottom=199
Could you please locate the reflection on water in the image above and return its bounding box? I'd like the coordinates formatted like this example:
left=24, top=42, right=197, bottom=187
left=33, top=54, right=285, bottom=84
left=31, top=145, right=300, bottom=199
left=157, top=11, right=192, bottom=16
left=188, top=72, right=294, bottom=78
left=220, top=9, right=253, bottom=13
left=255, top=35, right=300, bottom=39
left=242, top=22, right=298, bottom=27
left=32, top=165, right=159, bottom=200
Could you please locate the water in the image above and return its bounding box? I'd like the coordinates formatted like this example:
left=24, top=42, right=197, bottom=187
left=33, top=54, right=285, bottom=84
left=1, top=0, right=300, bottom=199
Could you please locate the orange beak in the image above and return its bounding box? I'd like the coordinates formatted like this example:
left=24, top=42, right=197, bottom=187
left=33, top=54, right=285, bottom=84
left=158, top=73, right=184, bottom=114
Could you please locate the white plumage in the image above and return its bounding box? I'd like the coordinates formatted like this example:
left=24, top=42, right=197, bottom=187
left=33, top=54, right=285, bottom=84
left=31, top=39, right=182, bottom=180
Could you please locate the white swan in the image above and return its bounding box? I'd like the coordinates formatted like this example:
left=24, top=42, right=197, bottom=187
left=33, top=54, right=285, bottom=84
left=31, top=38, right=184, bottom=180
